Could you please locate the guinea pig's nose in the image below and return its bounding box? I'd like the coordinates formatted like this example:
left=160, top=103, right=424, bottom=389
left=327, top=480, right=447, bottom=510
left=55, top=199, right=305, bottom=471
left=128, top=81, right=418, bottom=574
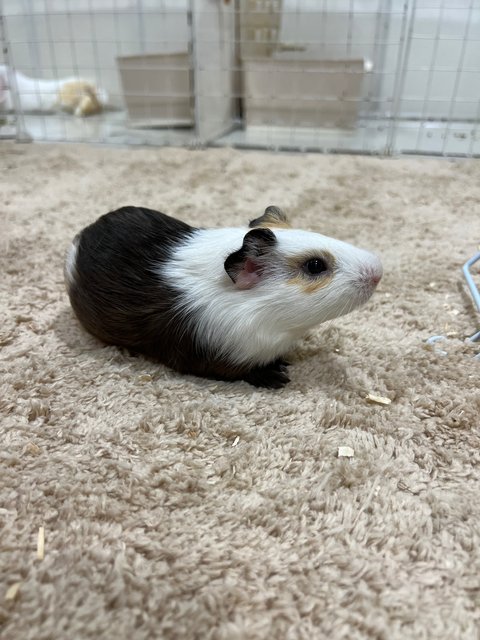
left=370, top=267, right=382, bottom=286
left=360, top=259, right=383, bottom=288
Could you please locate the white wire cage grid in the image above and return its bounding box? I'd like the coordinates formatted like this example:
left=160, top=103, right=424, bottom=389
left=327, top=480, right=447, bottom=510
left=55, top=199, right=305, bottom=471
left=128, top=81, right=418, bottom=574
left=1, top=0, right=479, bottom=156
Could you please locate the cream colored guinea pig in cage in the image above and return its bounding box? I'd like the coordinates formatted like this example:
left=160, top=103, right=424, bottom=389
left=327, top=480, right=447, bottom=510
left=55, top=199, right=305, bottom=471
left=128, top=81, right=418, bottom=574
left=0, top=65, right=108, bottom=117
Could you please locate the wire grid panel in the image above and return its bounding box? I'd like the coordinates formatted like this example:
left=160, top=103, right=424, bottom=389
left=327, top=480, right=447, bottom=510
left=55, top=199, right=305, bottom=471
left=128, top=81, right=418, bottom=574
left=1, top=0, right=196, bottom=146
left=0, top=6, right=19, bottom=139
left=0, top=0, right=479, bottom=156
left=390, top=0, right=480, bottom=156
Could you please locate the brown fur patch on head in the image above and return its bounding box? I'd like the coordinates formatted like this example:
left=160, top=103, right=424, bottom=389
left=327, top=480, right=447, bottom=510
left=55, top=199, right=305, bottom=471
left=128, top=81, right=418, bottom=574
left=287, top=272, right=335, bottom=294
left=254, top=222, right=292, bottom=230
left=286, top=250, right=336, bottom=294
left=249, top=205, right=291, bottom=229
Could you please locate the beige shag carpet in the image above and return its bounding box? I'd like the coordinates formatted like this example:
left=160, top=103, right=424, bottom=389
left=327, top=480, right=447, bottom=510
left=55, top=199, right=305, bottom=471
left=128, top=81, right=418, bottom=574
left=1, top=142, right=480, bottom=640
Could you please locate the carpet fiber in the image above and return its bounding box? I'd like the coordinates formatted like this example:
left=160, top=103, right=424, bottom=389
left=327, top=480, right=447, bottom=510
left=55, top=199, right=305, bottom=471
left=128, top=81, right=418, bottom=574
left=1, top=142, right=480, bottom=639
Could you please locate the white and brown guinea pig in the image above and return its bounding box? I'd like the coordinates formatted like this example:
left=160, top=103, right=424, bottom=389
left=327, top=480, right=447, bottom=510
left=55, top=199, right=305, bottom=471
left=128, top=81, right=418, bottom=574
left=64, top=205, right=382, bottom=388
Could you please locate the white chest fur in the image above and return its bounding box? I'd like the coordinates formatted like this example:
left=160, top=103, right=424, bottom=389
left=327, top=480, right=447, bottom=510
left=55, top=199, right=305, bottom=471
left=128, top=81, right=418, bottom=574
left=159, top=226, right=381, bottom=367
left=160, top=228, right=296, bottom=365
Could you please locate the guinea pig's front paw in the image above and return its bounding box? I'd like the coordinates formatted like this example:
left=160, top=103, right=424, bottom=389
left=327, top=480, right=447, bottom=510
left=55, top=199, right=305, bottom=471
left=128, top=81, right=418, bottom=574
left=243, top=359, right=290, bottom=389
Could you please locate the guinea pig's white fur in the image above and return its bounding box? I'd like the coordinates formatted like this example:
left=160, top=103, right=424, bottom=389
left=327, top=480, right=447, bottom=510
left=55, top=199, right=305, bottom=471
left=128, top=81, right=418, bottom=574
left=160, top=226, right=382, bottom=367
left=64, top=237, right=79, bottom=285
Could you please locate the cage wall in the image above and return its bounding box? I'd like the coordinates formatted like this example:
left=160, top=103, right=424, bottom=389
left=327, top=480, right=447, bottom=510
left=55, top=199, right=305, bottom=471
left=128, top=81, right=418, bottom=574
left=1, top=0, right=479, bottom=156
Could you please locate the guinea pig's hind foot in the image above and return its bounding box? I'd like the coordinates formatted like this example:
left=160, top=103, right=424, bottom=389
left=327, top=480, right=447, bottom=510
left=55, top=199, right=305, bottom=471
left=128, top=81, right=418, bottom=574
left=243, top=358, right=290, bottom=389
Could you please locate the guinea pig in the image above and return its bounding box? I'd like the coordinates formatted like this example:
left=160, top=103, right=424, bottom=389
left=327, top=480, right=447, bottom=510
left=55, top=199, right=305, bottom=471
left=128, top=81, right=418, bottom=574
left=0, top=64, right=107, bottom=116
left=64, top=205, right=382, bottom=388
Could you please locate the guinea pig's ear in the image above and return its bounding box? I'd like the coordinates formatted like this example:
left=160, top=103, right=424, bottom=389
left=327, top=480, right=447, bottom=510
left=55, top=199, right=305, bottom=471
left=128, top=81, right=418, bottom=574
left=224, top=228, right=277, bottom=290
left=249, top=205, right=291, bottom=229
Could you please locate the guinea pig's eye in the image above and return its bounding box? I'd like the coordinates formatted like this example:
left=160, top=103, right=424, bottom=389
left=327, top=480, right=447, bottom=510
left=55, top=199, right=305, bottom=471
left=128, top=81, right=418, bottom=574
left=303, top=257, right=329, bottom=276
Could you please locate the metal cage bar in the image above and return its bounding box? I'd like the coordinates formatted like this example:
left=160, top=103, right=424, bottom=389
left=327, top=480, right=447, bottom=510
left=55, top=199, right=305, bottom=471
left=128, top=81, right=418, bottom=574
left=462, top=251, right=480, bottom=343
left=0, top=0, right=479, bottom=156
left=0, top=0, right=31, bottom=141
